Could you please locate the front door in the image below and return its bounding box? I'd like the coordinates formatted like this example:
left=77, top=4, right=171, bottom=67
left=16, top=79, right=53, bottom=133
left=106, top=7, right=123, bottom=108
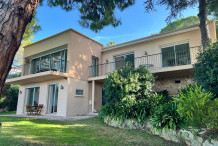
left=48, top=84, right=59, bottom=113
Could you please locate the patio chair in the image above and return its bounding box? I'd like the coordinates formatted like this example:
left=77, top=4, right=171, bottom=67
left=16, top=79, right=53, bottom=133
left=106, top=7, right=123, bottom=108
left=26, top=105, right=33, bottom=116
left=34, top=104, right=43, bottom=116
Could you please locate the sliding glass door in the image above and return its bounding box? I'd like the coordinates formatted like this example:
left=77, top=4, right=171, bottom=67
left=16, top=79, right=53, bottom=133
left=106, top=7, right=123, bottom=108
left=162, top=43, right=191, bottom=67
left=31, top=49, right=67, bottom=74
left=48, top=84, right=59, bottom=114
left=26, top=87, right=40, bottom=106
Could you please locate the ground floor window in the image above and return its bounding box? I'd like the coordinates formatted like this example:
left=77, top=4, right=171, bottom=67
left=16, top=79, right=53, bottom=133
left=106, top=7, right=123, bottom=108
left=26, top=87, right=40, bottom=106
left=48, top=83, right=59, bottom=114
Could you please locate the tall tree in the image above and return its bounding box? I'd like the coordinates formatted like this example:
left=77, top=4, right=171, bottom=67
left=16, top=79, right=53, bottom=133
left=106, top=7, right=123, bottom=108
left=0, top=0, right=135, bottom=94
left=160, top=16, right=200, bottom=33
left=14, top=13, right=41, bottom=66
left=144, top=0, right=217, bottom=48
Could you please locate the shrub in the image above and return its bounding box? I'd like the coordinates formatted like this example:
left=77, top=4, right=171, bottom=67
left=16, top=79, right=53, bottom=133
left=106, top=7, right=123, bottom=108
left=194, top=42, right=218, bottom=97
left=100, top=65, right=155, bottom=124
left=99, top=99, right=151, bottom=124
left=0, top=84, right=19, bottom=111
left=150, top=101, right=184, bottom=130
left=7, top=85, right=19, bottom=111
left=103, top=65, right=155, bottom=104
left=149, top=93, right=173, bottom=114
left=174, top=84, right=218, bottom=129
left=0, top=97, right=9, bottom=109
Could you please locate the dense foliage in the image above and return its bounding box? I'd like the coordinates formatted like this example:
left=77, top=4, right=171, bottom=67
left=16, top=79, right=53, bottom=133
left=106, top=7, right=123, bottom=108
left=194, top=42, right=218, bottom=96
left=100, top=65, right=155, bottom=124
left=150, top=101, right=184, bottom=130
left=174, top=84, right=218, bottom=129
left=160, top=16, right=199, bottom=33
left=39, top=0, right=135, bottom=32
left=103, top=65, right=155, bottom=104
left=0, top=84, right=19, bottom=111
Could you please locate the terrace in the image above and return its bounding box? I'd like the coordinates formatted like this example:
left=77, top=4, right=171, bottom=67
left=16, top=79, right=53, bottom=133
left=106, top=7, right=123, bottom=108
left=88, top=46, right=200, bottom=80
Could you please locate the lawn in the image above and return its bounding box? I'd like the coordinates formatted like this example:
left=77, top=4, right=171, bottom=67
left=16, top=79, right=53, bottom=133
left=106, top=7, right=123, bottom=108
left=0, top=111, right=16, bottom=115
left=0, top=116, right=185, bottom=146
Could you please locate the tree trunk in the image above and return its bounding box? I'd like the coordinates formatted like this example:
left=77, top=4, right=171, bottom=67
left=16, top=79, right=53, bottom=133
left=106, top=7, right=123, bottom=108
left=0, top=0, right=39, bottom=95
left=198, top=0, right=210, bottom=48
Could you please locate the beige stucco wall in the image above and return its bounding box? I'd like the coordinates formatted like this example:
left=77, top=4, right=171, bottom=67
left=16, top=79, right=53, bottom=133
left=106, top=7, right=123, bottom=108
left=18, top=29, right=103, bottom=116
left=16, top=79, right=68, bottom=117
left=23, top=29, right=103, bottom=80
left=66, top=78, right=89, bottom=116
left=101, top=21, right=216, bottom=74
left=24, top=31, right=71, bottom=58
left=67, top=31, right=103, bottom=80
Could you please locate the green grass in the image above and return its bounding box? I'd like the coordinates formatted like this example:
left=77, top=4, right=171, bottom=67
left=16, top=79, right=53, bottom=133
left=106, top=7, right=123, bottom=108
left=0, top=111, right=16, bottom=115
left=0, top=117, right=185, bottom=146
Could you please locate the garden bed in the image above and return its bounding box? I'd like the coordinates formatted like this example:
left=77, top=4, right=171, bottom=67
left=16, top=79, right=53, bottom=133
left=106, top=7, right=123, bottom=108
left=104, top=116, right=218, bottom=146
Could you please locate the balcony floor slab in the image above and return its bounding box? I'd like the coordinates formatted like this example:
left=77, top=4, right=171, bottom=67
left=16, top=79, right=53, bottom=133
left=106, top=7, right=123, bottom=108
left=6, top=71, right=68, bottom=85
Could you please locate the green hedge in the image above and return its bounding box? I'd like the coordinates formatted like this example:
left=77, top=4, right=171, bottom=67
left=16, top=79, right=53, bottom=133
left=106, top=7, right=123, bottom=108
left=0, top=84, right=19, bottom=111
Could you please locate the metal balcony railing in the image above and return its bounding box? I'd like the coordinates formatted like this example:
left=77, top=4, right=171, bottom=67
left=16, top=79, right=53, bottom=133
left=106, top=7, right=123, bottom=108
left=89, top=46, right=201, bottom=78
left=7, top=61, right=68, bottom=79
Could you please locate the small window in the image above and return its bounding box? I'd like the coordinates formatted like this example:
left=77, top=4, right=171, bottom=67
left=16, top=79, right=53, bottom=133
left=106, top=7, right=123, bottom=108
left=76, top=89, right=84, bottom=96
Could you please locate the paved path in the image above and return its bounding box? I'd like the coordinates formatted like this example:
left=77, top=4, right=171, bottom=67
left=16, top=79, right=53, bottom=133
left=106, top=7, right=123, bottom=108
left=0, top=113, right=98, bottom=121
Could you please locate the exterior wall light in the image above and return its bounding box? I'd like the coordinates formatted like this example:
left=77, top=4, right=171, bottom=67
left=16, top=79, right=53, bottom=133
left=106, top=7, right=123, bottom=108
left=19, top=90, right=22, bottom=94
left=60, top=85, right=64, bottom=89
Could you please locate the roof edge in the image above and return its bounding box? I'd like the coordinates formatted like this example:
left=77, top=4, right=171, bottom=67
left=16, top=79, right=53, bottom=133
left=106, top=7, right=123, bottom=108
left=103, top=20, right=215, bottom=52
left=24, top=28, right=104, bottom=48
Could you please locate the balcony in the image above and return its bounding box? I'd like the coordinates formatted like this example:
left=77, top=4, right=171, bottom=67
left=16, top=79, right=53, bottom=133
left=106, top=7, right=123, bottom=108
left=88, top=46, right=200, bottom=79
left=6, top=62, right=69, bottom=85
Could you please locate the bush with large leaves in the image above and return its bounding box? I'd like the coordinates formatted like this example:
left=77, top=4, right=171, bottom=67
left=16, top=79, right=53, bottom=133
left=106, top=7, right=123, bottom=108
left=174, top=84, right=218, bottom=130
left=194, top=42, right=218, bottom=97
left=150, top=101, right=184, bottom=131
left=100, top=65, right=155, bottom=124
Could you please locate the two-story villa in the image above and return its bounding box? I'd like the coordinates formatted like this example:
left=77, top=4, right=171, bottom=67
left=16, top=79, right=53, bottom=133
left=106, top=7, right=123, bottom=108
left=6, top=20, right=217, bottom=117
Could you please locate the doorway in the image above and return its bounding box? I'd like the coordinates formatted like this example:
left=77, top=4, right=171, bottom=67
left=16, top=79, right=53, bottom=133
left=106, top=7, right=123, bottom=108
left=48, top=83, right=59, bottom=114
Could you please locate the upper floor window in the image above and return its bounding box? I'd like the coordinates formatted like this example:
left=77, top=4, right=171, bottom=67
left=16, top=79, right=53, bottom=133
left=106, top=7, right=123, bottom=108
left=114, top=53, right=134, bottom=69
left=31, top=50, right=67, bottom=74
left=91, top=56, right=99, bottom=77
left=161, top=43, right=191, bottom=67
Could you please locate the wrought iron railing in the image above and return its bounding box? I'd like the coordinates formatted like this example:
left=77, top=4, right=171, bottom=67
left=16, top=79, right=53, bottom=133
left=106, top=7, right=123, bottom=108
left=89, top=46, right=201, bottom=77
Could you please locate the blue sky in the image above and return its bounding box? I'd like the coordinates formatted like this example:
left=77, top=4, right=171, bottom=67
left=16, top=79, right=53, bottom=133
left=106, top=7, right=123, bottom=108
left=34, top=1, right=199, bottom=46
